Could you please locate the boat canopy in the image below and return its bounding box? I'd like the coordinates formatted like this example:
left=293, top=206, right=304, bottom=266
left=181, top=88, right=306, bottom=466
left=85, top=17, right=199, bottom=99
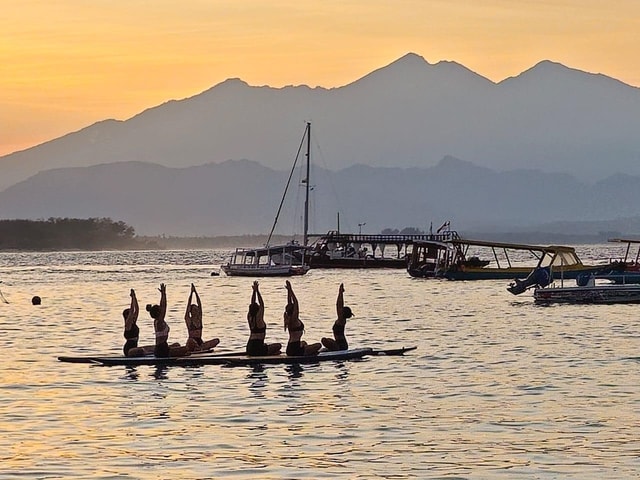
left=449, top=238, right=583, bottom=269
left=608, top=237, right=640, bottom=264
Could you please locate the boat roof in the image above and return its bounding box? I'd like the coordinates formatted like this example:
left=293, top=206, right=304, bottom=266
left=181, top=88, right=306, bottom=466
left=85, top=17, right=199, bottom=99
left=450, top=237, right=577, bottom=253
left=233, top=243, right=305, bottom=256
left=608, top=237, right=640, bottom=244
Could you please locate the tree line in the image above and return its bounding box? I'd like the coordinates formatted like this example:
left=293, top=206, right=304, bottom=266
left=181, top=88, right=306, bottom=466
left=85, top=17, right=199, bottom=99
left=0, top=218, right=147, bottom=250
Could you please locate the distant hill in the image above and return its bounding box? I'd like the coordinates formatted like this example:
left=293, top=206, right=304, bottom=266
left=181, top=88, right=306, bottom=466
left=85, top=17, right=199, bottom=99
left=2, top=53, right=640, bottom=192
left=2, top=157, right=640, bottom=237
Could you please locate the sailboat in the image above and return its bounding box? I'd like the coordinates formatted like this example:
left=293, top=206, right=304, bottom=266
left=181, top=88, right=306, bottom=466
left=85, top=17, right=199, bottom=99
left=220, top=123, right=312, bottom=277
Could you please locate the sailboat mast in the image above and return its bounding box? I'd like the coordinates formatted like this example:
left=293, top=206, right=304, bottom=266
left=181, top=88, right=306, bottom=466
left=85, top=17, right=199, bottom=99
left=303, top=122, right=311, bottom=247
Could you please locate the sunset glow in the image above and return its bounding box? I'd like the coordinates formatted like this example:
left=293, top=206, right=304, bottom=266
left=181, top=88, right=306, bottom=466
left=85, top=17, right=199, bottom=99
left=2, top=0, right=640, bottom=156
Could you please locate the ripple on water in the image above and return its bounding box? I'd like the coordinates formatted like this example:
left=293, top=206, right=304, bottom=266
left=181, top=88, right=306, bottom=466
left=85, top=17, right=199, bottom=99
left=0, top=249, right=639, bottom=478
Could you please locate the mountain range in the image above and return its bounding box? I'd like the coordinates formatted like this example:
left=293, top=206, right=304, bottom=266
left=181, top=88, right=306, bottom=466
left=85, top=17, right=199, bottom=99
left=2, top=52, right=640, bottom=236
left=2, top=156, right=640, bottom=237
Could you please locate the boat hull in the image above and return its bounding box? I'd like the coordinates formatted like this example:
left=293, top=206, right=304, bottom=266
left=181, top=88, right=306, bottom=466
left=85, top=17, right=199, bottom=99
left=442, top=266, right=602, bottom=281
left=534, top=284, right=640, bottom=304
left=220, top=264, right=309, bottom=277
left=308, top=256, right=406, bottom=269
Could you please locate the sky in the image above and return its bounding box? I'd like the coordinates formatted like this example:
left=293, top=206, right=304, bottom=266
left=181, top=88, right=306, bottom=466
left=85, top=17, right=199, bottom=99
left=2, top=0, right=640, bottom=157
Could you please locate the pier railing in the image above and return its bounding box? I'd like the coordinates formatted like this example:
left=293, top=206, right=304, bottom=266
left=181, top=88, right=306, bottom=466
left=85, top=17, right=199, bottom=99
left=309, top=230, right=460, bottom=246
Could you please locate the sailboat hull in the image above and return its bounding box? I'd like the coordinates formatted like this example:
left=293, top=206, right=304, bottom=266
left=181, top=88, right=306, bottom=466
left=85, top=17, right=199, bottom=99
left=220, top=264, right=309, bottom=277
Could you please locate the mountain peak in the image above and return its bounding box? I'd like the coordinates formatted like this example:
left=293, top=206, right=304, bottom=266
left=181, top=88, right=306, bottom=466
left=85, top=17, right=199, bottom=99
left=434, top=155, right=488, bottom=172
left=388, top=52, right=429, bottom=68
left=349, top=52, right=494, bottom=91
left=199, top=77, right=250, bottom=97
left=500, top=60, right=635, bottom=91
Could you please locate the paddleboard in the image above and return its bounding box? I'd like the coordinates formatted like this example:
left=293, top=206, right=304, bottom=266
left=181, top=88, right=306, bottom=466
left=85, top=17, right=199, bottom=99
left=58, top=346, right=416, bottom=367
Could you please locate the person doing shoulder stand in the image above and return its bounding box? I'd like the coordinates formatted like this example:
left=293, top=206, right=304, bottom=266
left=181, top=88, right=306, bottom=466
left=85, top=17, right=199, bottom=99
left=284, top=280, right=322, bottom=356
left=184, top=283, right=220, bottom=352
left=246, top=281, right=281, bottom=356
left=122, top=289, right=154, bottom=357
left=321, top=283, right=354, bottom=351
left=147, top=283, right=189, bottom=358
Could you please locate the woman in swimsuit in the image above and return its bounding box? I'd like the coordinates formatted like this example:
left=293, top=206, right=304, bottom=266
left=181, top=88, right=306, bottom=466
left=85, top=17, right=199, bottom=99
left=122, top=289, right=153, bottom=357
left=283, top=280, right=321, bottom=356
left=184, top=283, right=220, bottom=352
left=322, top=283, right=354, bottom=351
left=246, top=281, right=281, bottom=356
left=147, top=283, right=189, bottom=358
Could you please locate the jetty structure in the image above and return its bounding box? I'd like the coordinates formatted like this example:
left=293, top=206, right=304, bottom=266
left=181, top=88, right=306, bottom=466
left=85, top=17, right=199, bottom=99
left=305, top=229, right=458, bottom=268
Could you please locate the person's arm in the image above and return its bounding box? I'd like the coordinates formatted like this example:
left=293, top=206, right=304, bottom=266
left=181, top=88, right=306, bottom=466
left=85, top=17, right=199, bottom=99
left=193, top=284, right=202, bottom=315
left=126, top=289, right=138, bottom=328
left=159, top=283, right=167, bottom=321
left=286, top=280, right=299, bottom=318
left=251, top=280, right=258, bottom=304
left=185, top=284, right=194, bottom=322
left=255, top=282, right=264, bottom=308
left=336, top=283, right=345, bottom=320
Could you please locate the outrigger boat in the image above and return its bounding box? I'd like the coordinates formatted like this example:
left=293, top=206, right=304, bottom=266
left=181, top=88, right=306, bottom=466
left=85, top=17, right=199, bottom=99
left=510, top=237, right=640, bottom=290
left=406, top=239, right=456, bottom=278
left=407, top=234, right=606, bottom=285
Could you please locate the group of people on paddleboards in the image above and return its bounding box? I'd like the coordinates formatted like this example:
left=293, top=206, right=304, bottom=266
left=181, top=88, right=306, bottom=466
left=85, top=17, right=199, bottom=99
left=122, top=281, right=354, bottom=358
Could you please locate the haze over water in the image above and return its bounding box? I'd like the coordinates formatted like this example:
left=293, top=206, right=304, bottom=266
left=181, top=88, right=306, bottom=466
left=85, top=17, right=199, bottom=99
left=0, top=246, right=638, bottom=479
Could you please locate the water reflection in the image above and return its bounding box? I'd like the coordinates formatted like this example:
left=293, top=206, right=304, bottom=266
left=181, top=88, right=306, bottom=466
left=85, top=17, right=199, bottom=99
left=285, top=364, right=304, bottom=380
left=152, top=366, right=169, bottom=380
left=246, top=366, right=268, bottom=398
left=332, top=362, right=350, bottom=381
left=123, top=366, right=140, bottom=381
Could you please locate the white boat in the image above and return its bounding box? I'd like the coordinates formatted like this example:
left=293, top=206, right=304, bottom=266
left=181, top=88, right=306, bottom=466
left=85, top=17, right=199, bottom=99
left=533, top=276, right=640, bottom=304
left=221, top=244, right=310, bottom=277
left=221, top=123, right=312, bottom=277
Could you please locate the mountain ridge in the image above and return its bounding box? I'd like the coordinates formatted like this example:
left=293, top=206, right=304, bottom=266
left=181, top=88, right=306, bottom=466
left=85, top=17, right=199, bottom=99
left=3, top=157, right=640, bottom=237
left=2, top=52, right=640, bottom=192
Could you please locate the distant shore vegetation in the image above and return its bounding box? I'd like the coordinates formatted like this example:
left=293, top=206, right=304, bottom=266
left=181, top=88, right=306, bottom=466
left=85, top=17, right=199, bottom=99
left=0, top=218, right=154, bottom=251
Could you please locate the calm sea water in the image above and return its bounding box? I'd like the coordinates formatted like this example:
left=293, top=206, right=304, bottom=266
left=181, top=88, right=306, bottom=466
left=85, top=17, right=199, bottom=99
left=0, top=246, right=638, bottom=479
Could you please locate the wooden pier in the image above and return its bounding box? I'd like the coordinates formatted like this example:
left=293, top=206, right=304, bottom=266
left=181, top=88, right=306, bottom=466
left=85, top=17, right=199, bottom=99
left=305, top=230, right=460, bottom=268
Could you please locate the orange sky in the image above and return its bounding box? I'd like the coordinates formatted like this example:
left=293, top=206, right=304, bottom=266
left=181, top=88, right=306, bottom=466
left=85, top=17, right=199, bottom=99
left=2, top=0, right=639, bottom=156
